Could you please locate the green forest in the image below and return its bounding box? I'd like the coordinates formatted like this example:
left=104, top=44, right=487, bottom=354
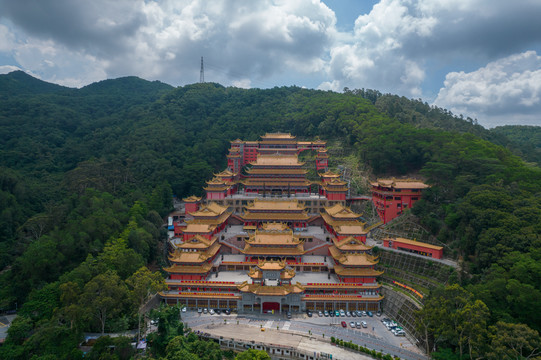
left=0, top=71, right=540, bottom=359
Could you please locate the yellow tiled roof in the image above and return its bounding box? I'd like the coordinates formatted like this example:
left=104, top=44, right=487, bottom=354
left=371, top=178, right=429, bottom=190
left=319, top=170, right=341, bottom=178
left=332, top=236, right=373, bottom=251
left=163, top=262, right=213, bottom=274
left=173, top=235, right=217, bottom=249
left=261, top=133, right=296, bottom=139
left=257, top=259, right=286, bottom=270
left=246, top=199, right=306, bottom=211
left=329, top=246, right=378, bottom=266
left=169, top=242, right=221, bottom=264
left=321, top=212, right=366, bottom=229
left=183, top=195, right=202, bottom=202
left=215, top=169, right=236, bottom=177
left=324, top=204, right=361, bottom=219
left=261, top=222, right=290, bottom=231
left=247, top=267, right=295, bottom=280
left=183, top=223, right=216, bottom=233
left=246, top=168, right=307, bottom=175
left=246, top=230, right=301, bottom=245
left=237, top=282, right=304, bottom=296
left=188, top=202, right=228, bottom=217
left=333, top=264, right=383, bottom=277
left=384, top=237, right=443, bottom=251
left=242, top=179, right=311, bottom=187
left=242, top=211, right=310, bottom=221
left=242, top=244, right=306, bottom=256
left=250, top=154, right=304, bottom=167
left=335, top=225, right=367, bottom=235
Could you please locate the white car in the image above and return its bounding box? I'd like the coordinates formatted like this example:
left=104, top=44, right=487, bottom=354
left=209, top=309, right=215, bottom=315
left=361, top=321, right=367, bottom=328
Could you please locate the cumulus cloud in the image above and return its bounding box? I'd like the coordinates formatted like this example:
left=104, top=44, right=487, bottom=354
left=320, top=0, right=433, bottom=95
left=434, top=51, right=541, bottom=127
left=321, top=0, right=541, bottom=98
left=0, top=0, right=337, bottom=87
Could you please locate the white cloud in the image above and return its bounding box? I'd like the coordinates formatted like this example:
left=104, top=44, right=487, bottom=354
left=0, top=23, right=16, bottom=52
left=0, top=0, right=337, bottom=87
left=0, top=64, right=21, bottom=74
left=321, top=0, right=541, bottom=99
left=434, top=51, right=541, bottom=127
left=232, top=78, right=251, bottom=89
left=322, top=0, right=435, bottom=96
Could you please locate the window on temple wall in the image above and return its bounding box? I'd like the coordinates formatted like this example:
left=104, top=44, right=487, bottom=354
left=412, top=197, right=418, bottom=201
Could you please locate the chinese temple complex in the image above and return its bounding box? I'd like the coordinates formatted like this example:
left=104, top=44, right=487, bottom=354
left=161, top=133, right=428, bottom=314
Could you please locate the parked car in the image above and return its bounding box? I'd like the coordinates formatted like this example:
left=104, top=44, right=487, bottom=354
left=203, top=308, right=208, bottom=314
left=339, top=310, right=346, bottom=317
left=324, top=310, right=329, bottom=317
left=356, top=322, right=361, bottom=329
left=329, top=311, right=334, bottom=317
left=356, top=310, right=363, bottom=317
left=306, top=310, right=313, bottom=317
left=367, top=311, right=373, bottom=317
left=224, top=309, right=231, bottom=315
left=209, top=309, right=215, bottom=315
left=341, top=321, right=347, bottom=328
left=361, top=321, right=367, bottom=328
left=318, top=311, right=323, bottom=317
left=350, top=322, right=356, bottom=328
left=286, top=311, right=292, bottom=319
left=181, top=307, right=187, bottom=313
left=346, top=311, right=351, bottom=317
left=215, top=309, right=221, bottom=315
left=376, top=311, right=382, bottom=317
left=351, top=311, right=357, bottom=317
left=198, top=308, right=202, bottom=314
left=335, top=311, right=340, bottom=317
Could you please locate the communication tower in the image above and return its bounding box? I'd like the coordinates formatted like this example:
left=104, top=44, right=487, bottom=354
left=200, top=56, right=204, bottom=83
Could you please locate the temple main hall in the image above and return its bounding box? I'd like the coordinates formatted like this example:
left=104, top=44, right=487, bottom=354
left=162, top=133, right=425, bottom=313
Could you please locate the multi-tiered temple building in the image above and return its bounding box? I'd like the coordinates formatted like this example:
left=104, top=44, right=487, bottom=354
left=161, top=133, right=427, bottom=313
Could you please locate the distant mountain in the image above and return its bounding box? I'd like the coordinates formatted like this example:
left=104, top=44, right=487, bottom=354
left=0, top=70, right=71, bottom=96
left=78, top=76, right=173, bottom=96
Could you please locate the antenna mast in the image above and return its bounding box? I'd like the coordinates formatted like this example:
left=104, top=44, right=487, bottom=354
left=200, top=56, right=204, bottom=83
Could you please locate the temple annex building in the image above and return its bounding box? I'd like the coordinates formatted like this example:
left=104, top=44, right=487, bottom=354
left=161, top=133, right=429, bottom=314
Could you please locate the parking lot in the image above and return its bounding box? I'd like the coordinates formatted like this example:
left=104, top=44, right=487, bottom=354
left=183, top=308, right=426, bottom=360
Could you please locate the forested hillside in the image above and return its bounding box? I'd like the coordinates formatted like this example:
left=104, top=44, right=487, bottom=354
left=0, top=71, right=539, bottom=359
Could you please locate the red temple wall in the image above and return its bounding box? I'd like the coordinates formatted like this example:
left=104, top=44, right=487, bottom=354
left=185, top=202, right=199, bottom=214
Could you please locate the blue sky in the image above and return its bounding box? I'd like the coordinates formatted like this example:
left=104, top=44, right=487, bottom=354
left=1, top=0, right=541, bottom=128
